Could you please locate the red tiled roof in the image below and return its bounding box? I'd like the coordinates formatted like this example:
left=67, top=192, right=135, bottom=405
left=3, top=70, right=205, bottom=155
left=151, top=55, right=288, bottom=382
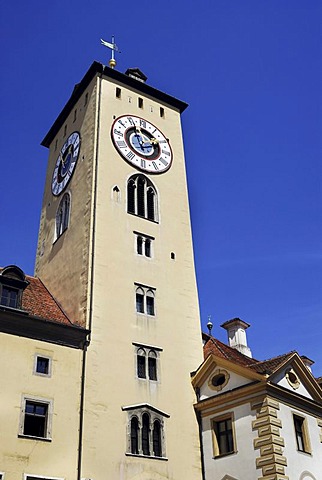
left=22, top=275, right=72, bottom=325
left=203, top=333, right=297, bottom=376
left=203, top=334, right=257, bottom=367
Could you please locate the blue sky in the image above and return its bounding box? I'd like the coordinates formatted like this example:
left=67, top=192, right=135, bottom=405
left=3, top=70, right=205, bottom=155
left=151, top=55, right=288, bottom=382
left=1, top=1, right=321, bottom=375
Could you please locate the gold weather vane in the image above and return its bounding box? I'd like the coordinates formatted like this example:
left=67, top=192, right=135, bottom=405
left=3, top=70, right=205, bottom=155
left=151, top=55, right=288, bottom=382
left=100, top=36, right=121, bottom=69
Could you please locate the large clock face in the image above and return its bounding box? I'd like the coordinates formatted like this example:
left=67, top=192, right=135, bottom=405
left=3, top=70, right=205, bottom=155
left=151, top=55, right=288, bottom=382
left=52, top=132, right=81, bottom=196
left=111, top=115, right=172, bottom=173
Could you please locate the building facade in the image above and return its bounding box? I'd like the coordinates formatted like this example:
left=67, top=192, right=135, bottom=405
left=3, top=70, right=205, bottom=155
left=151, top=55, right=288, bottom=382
left=192, top=321, right=322, bottom=480
left=1, top=62, right=204, bottom=479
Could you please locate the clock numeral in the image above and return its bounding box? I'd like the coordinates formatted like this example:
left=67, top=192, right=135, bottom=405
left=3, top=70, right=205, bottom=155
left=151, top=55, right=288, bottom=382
left=151, top=128, right=157, bottom=135
left=140, top=119, right=146, bottom=128
left=116, top=140, right=127, bottom=149
left=114, top=129, right=123, bottom=136
left=141, top=159, right=146, bottom=169
left=126, top=151, right=135, bottom=160
left=161, top=149, right=170, bottom=156
left=127, top=117, right=135, bottom=126
left=118, top=120, right=126, bottom=128
left=152, top=161, right=159, bottom=171
left=158, top=140, right=167, bottom=144
left=159, top=158, right=169, bottom=167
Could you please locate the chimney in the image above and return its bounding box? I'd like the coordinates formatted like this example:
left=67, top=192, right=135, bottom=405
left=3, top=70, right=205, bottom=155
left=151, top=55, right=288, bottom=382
left=221, top=318, right=252, bottom=358
left=301, top=355, right=314, bottom=373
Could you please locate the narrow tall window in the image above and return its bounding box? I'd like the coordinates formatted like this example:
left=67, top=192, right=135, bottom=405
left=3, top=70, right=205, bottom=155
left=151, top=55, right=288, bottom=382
left=138, top=97, right=143, bottom=109
left=137, top=348, right=146, bottom=378
left=146, top=291, right=155, bottom=316
left=148, top=350, right=157, bottom=380
left=137, top=177, right=145, bottom=217
left=130, top=417, right=139, bottom=454
left=116, top=87, right=121, bottom=98
left=293, top=415, right=310, bottom=453
left=160, top=107, right=165, bottom=118
left=147, top=187, right=155, bottom=221
left=137, top=236, right=143, bottom=255
left=55, top=193, right=70, bottom=239
left=142, top=413, right=150, bottom=455
left=127, top=175, right=158, bottom=222
left=127, top=180, right=135, bottom=214
left=213, top=416, right=235, bottom=457
left=136, top=288, right=145, bottom=313
left=153, top=420, right=162, bottom=456
left=145, top=238, right=151, bottom=257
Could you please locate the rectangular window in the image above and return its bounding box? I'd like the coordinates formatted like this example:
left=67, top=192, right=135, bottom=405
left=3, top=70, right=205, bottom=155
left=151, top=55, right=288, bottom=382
left=84, top=92, right=88, bottom=106
left=24, top=401, right=48, bottom=437
left=138, top=97, right=143, bottom=108
left=0, top=286, right=19, bottom=308
left=212, top=415, right=235, bottom=457
left=293, top=414, right=310, bottom=453
left=116, top=87, right=121, bottom=98
left=19, top=397, right=52, bottom=440
left=160, top=107, right=165, bottom=118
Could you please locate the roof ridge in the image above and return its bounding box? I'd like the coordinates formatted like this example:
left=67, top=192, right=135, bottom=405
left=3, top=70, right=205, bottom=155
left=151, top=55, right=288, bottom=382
left=251, top=350, right=296, bottom=366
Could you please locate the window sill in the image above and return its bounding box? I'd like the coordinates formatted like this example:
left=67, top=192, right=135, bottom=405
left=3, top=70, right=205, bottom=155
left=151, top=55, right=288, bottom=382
left=213, top=450, right=237, bottom=459
left=128, top=212, right=159, bottom=224
left=18, top=434, right=52, bottom=442
left=125, top=453, right=168, bottom=461
left=297, top=449, right=312, bottom=456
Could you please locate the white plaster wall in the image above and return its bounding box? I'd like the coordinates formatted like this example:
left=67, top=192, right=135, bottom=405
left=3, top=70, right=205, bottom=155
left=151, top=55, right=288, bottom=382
left=199, top=368, right=254, bottom=400
left=202, top=403, right=258, bottom=480
left=279, top=403, right=322, bottom=480
left=274, top=367, right=313, bottom=399
left=0, top=334, right=82, bottom=480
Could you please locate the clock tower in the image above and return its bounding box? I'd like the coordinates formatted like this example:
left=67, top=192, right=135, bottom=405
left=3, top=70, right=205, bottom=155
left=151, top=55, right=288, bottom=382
left=36, top=61, right=203, bottom=479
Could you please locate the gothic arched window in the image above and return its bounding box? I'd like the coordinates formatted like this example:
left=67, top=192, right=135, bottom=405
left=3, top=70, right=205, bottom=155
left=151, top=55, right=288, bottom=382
left=127, top=175, right=158, bottom=222
left=153, top=420, right=162, bottom=457
left=130, top=416, right=139, bottom=454
left=55, top=193, right=70, bottom=239
left=142, top=413, right=150, bottom=456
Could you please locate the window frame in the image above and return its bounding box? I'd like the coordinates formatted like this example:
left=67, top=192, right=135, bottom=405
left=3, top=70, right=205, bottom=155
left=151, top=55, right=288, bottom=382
left=135, top=284, right=156, bottom=316
left=134, top=231, right=154, bottom=259
left=293, top=413, right=311, bottom=454
left=127, top=174, right=158, bottom=223
left=212, top=413, right=236, bottom=458
left=54, top=192, right=71, bottom=241
left=133, top=343, right=162, bottom=382
left=123, top=404, right=169, bottom=459
left=19, top=395, right=53, bottom=441
left=33, top=354, right=52, bottom=377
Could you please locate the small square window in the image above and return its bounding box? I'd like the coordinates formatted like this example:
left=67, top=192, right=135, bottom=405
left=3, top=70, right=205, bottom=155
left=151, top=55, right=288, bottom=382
left=35, top=355, right=51, bottom=376
left=0, top=286, right=19, bottom=308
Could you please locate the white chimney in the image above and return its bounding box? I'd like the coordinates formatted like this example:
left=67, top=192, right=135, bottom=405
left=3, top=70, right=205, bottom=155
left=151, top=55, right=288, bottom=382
left=301, top=355, right=314, bottom=373
left=221, top=318, right=252, bottom=358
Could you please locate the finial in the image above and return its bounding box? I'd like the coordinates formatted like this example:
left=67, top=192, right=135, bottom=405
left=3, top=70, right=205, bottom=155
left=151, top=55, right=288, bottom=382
left=100, top=36, right=121, bottom=69
left=207, top=315, right=213, bottom=336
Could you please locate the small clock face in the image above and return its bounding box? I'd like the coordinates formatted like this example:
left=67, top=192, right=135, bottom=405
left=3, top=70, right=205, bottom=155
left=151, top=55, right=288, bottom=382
left=52, top=132, right=81, bottom=196
left=111, top=115, right=172, bottom=173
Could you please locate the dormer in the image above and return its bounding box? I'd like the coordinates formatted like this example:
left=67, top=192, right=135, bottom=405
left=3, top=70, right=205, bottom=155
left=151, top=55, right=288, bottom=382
left=125, top=68, right=148, bottom=83
left=0, top=265, right=29, bottom=309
